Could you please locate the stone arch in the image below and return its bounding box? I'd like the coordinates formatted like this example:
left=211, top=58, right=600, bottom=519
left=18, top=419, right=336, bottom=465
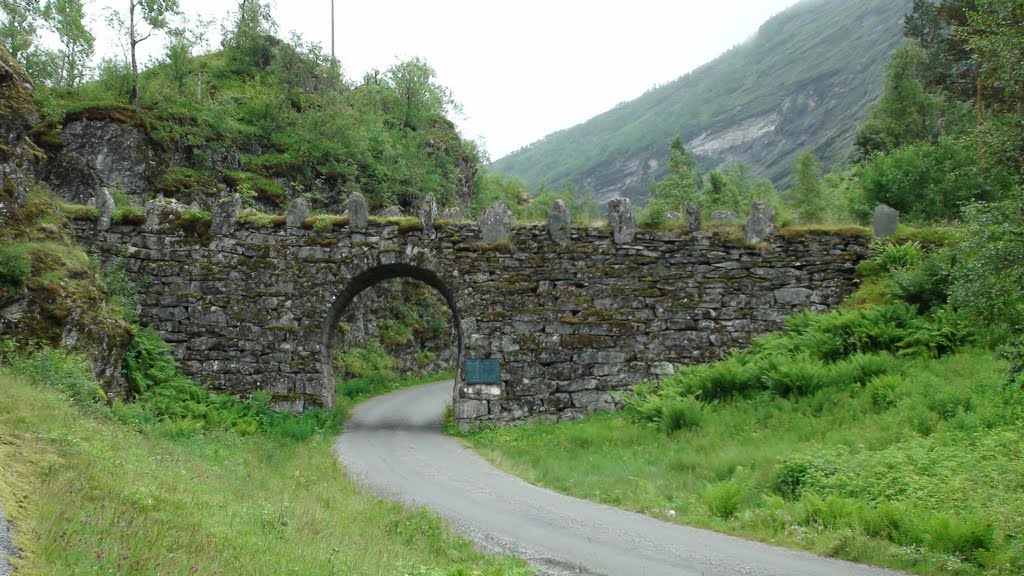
left=320, top=263, right=464, bottom=408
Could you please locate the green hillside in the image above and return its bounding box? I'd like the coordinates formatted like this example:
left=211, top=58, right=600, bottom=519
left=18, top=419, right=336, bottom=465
left=490, top=0, right=911, bottom=203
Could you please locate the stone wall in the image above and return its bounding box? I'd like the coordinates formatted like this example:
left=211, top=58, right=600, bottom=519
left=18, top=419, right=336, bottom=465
left=72, top=209, right=868, bottom=426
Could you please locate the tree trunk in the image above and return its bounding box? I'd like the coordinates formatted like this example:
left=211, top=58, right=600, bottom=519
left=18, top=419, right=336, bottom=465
left=130, top=1, right=139, bottom=107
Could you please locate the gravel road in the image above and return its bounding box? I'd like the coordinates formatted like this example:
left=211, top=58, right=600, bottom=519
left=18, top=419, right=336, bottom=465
left=335, top=380, right=909, bottom=576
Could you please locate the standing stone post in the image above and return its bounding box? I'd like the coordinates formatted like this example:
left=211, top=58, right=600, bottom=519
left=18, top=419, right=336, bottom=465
left=285, top=197, right=309, bottom=229
left=743, top=201, right=776, bottom=243
left=548, top=199, right=571, bottom=244
left=95, top=187, right=115, bottom=231
left=608, top=198, right=637, bottom=244
left=348, top=192, right=369, bottom=230
left=685, top=204, right=702, bottom=232
left=419, top=193, right=437, bottom=237
left=872, top=204, right=899, bottom=239
left=478, top=202, right=513, bottom=244
left=210, top=194, right=242, bottom=235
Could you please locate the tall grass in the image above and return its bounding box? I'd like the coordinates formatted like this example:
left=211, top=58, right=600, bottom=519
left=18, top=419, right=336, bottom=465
left=0, top=350, right=528, bottom=575
left=466, top=350, right=1024, bottom=575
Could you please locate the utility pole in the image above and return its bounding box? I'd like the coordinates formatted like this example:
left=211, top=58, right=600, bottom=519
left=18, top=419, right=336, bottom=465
left=331, top=0, right=335, bottom=60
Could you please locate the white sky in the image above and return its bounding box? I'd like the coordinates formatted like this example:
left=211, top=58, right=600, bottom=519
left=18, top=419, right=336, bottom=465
left=81, top=0, right=799, bottom=160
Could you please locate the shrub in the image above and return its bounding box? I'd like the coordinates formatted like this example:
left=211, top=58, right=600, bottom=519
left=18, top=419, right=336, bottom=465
left=702, top=478, right=748, bottom=519
left=337, top=342, right=395, bottom=379
left=827, top=352, right=896, bottom=388
left=870, top=240, right=923, bottom=272
left=859, top=138, right=998, bottom=221
left=771, top=449, right=844, bottom=500
left=865, top=374, right=902, bottom=410
left=760, top=355, right=830, bottom=397
left=890, top=247, right=954, bottom=312
left=926, top=514, right=995, bottom=561
left=0, top=242, right=32, bottom=291
left=659, top=395, right=706, bottom=433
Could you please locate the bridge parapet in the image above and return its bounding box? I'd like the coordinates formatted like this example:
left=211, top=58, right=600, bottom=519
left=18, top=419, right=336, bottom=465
left=72, top=200, right=869, bottom=426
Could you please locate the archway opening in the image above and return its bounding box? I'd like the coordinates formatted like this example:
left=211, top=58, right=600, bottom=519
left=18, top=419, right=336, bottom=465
left=321, top=263, right=463, bottom=408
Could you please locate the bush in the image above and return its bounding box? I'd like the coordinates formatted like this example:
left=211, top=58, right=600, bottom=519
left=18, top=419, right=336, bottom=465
left=0, top=242, right=32, bottom=291
left=337, top=342, right=395, bottom=379
left=760, top=354, right=830, bottom=397
left=890, top=247, right=954, bottom=312
left=702, top=478, right=748, bottom=519
left=659, top=395, right=706, bottom=433
left=869, top=240, right=923, bottom=272
left=859, top=138, right=999, bottom=221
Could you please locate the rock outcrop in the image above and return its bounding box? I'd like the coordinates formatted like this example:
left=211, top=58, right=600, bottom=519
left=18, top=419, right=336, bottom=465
left=43, top=112, right=161, bottom=205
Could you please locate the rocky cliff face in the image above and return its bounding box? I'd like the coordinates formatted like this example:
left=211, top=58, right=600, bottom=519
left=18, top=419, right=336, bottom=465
left=42, top=113, right=162, bottom=204
left=0, top=47, right=41, bottom=226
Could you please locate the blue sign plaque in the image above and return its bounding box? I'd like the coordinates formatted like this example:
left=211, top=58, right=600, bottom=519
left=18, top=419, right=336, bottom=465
left=464, top=358, right=500, bottom=385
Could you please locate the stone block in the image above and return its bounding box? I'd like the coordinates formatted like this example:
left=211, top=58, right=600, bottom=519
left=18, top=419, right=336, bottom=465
left=607, top=198, right=637, bottom=244
left=548, top=199, right=571, bottom=244
left=872, top=204, right=898, bottom=238
left=456, top=399, right=489, bottom=420
left=743, top=201, right=776, bottom=242
left=774, top=287, right=814, bottom=305
left=348, top=192, right=369, bottom=229
left=285, top=197, right=309, bottom=228
left=478, top=202, right=513, bottom=244
left=95, top=187, right=115, bottom=231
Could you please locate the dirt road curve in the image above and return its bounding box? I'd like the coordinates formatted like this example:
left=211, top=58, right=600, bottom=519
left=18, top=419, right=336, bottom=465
left=335, top=381, right=908, bottom=576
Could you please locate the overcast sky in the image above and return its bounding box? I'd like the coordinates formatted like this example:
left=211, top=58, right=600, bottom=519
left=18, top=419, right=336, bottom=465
left=83, top=0, right=799, bottom=160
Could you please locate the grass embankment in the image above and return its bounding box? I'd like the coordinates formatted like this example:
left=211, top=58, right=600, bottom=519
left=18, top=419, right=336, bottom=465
left=0, top=348, right=525, bottom=575
left=461, top=297, right=1024, bottom=575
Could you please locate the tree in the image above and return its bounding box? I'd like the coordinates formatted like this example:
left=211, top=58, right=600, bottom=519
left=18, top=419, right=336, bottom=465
left=386, top=57, right=458, bottom=131
left=107, top=0, right=180, bottom=106
left=222, top=0, right=277, bottom=70
left=859, top=138, right=998, bottom=221
left=963, top=0, right=1024, bottom=113
left=792, top=151, right=825, bottom=223
left=0, top=0, right=39, bottom=62
left=658, top=137, right=701, bottom=207
left=0, top=0, right=58, bottom=81
left=43, top=0, right=94, bottom=87
left=855, top=41, right=942, bottom=157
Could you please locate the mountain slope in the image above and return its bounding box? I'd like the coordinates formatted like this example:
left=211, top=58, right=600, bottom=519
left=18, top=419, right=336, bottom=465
left=490, top=0, right=911, bottom=202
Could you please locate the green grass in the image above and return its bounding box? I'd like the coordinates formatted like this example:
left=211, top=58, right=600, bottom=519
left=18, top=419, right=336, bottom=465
left=462, top=349, right=1024, bottom=576
left=0, top=355, right=528, bottom=575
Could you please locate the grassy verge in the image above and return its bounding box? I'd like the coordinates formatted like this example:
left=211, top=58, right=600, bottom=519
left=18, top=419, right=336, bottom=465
left=460, top=305, right=1024, bottom=576
left=465, top=350, right=1023, bottom=575
left=0, top=351, right=526, bottom=575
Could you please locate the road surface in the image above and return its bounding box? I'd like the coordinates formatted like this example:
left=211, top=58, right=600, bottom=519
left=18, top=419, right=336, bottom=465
left=0, top=498, right=13, bottom=576
left=335, top=381, right=907, bottom=576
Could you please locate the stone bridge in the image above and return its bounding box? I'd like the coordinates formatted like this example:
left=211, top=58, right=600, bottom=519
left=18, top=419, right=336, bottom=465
left=72, top=195, right=868, bottom=426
